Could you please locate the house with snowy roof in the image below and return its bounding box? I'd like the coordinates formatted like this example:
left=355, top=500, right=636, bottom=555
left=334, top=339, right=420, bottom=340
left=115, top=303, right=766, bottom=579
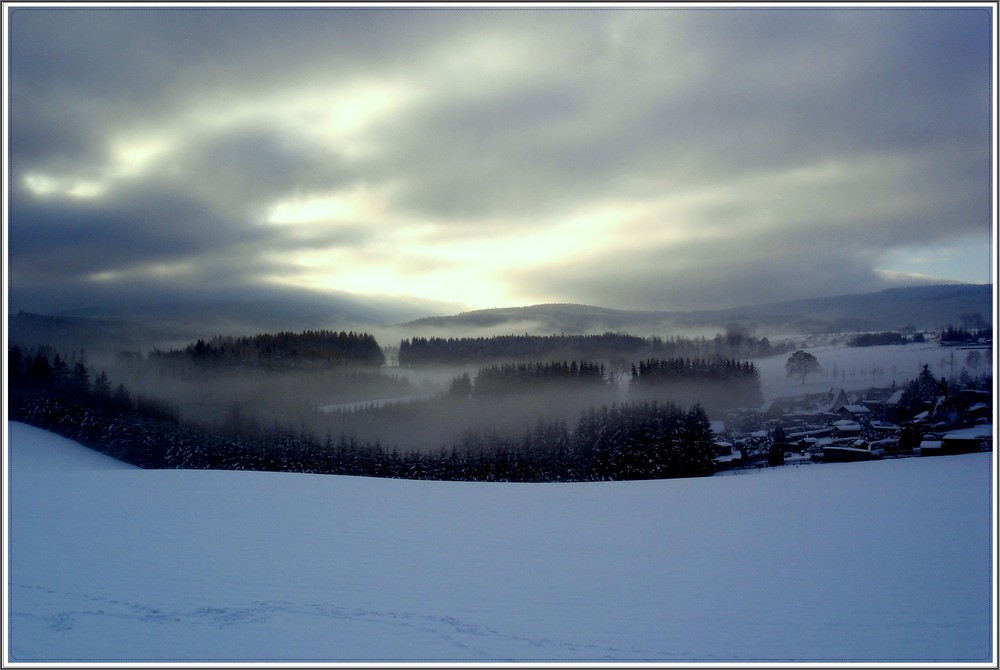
left=834, top=404, right=871, bottom=420
left=920, top=424, right=992, bottom=456
left=823, top=388, right=851, bottom=413
left=885, top=389, right=905, bottom=406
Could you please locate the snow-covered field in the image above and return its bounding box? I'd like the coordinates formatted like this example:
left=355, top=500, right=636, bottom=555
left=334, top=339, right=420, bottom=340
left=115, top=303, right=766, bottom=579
left=5, top=421, right=995, bottom=664
left=754, top=341, right=988, bottom=401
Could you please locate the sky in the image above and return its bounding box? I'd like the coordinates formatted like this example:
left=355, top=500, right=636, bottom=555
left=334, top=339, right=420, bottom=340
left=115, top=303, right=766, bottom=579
left=5, top=3, right=995, bottom=316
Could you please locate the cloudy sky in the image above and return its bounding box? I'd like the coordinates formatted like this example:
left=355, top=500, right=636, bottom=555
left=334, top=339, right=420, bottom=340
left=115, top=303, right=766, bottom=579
left=6, top=4, right=994, bottom=316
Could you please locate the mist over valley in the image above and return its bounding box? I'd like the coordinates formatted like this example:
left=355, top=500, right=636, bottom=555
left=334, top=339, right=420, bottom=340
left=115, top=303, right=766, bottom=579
left=8, top=283, right=993, bottom=479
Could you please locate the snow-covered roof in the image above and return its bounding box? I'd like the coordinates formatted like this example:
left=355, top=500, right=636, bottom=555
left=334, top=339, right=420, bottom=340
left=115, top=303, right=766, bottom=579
left=832, top=420, right=862, bottom=432
left=840, top=404, right=870, bottom=414
left=824, top=389, right=850, bottom=411
left=886, top=390, right=905, bottom=405
left=870, top=421, right=899, bottom=431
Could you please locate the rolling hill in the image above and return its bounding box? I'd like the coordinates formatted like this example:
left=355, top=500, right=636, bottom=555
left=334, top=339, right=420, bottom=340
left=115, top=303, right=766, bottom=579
left=399, top=284, right=993, bottom=336
left=8, top=284, right=992, bottom=357
left=7, top=421, right=993, bottom=662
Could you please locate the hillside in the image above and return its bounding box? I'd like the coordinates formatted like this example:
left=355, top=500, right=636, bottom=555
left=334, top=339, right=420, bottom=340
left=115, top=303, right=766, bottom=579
left=7, top=289, right=459, bottom=356
left=400, top=284, right=993, bottom=336
left=7, top=422, right=993, bottom=663
left=9, top=284, right=992, bottom=357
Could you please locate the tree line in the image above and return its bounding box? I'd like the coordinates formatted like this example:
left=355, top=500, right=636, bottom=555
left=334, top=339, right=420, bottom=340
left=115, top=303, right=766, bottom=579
left=469, top=360, right=609, bottom=397
left=148, top=329, right=385, bottom=368
left=848, top=331, right=920, bottom=347
left=399, top=331, right=790, bottom=367
left=630, top=357, right=764, bottom=411
left=8, top=344, right=182, bottom=426
left=399, top=333, right=647, bottom=366
left=8, top=344, right=717, bottom=482
left=939, top=325, right=992, bottom=345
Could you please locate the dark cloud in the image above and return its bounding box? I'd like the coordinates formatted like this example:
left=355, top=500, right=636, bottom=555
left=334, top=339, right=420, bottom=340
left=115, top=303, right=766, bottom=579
left=10, top=187, right=245, bottom=281
left=171, top=126, right=359, bottom=214
left=373, top=8, right=991, bottom=225
left=6, top=6, right=993, bottom=315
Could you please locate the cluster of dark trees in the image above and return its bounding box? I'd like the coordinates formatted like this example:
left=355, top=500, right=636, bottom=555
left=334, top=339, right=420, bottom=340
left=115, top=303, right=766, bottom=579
left=321, top=354, right=763, bottom=452
left=149, top=330, right=385, bottom=368
left=940, top=325, right=992, bottom=345
left=399, top=331, right=790, bottom=367
left=630, top=357, right=764, bottom=411
left=470, top=360, right=608, bottom=397
left=8, top=345, right=181, bottom=427
left=892, top=364, right=992, bottom=451
left=898, top=364, right=949, bottom=413
left=431, top=402, right=716, bottom=481
left=848, top=331, right=923, bottom=347
left=893, top=363, right=989, bottom=418
left=399, top=333, right=647, bottom=366
left=320, top=359, right=619, bottom=452
left=8, top=344, right=716, bottom=482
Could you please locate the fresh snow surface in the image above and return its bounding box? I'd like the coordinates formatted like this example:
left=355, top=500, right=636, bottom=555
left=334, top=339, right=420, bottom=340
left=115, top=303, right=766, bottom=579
left=6, top=421, right=995, bottom=664
left=753, top=341, right=979, bottom=401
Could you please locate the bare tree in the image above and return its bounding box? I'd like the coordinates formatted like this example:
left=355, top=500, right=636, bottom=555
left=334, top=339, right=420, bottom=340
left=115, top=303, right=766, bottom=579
left=785, top=350, right=821, bottom=385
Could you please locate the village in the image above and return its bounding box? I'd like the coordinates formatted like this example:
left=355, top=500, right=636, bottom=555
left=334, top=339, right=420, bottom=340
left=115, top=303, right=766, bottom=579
left=711, top=332, right=993, bottom=470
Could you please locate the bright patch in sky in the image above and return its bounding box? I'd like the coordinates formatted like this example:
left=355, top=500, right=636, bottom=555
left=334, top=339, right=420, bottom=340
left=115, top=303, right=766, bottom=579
left=23, top=173, right=103, bottom=199
left=6, top=7, right=994, bottom=313
left=266, top=184, right=392, bottom=226
left=878, top=238, right=993, bottom=285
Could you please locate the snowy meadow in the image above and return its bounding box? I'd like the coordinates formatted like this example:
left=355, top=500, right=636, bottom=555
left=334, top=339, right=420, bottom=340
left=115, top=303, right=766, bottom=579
left=5, top=421, right=994, bottom=664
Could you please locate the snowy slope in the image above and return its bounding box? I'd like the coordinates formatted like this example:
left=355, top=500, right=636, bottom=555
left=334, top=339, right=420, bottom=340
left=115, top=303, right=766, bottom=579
left=5, top=421, right=995, bottom=664
left=754, top=341, right=982, bottom=401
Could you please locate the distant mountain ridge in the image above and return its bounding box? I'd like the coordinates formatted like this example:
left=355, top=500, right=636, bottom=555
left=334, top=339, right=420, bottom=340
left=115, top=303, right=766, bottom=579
left=9, top=284, right=992, bottom=356
left=399, top=284, right=993, bottom=336
left=8, top=287, right=462, bottom=356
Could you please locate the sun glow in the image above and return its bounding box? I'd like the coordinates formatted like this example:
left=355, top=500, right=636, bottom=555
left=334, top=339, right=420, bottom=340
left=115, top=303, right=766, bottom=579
left=23, top=173, right=105, bottom=199
left=86, top=261, right=196, bottom=284
left=190, top=78, right=419, bottom=159
left=22, top=134, right=171, bottom=201
left=265, top=183, right=396, bottom=226
left=109, top=136, right=170, bottom=178
left=261, top=195, right=667, bottom=309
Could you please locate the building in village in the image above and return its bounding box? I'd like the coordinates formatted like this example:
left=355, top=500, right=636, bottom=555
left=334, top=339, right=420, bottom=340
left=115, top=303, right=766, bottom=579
left=716, top=381, right=992, bottom=470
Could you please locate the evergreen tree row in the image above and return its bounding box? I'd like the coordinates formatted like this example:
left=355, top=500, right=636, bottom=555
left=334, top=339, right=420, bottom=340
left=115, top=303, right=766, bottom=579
left=471, top=360, right=609, bottom=396
left=8, top=344, right=181, bottom=426
left=399, top=332, right=789, bottom=366
left=148, top=329, right=385, bottom=367
left=939, top=325, right=992, bottom=345
left=9, top=345, right=716, bottom=483
left=630, top=357, right=763, bottom=411
left=399, top=333, right=647, bottom=366
left=848, top=331, right=921, bottom=347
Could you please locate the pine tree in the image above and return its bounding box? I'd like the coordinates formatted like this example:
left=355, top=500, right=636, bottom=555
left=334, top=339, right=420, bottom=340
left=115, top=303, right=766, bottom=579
left=8, top=345, right=25, bottom=388
left=69, top=361, right=91, bottom=397
left=51, top=353, right=70, bottom=390
left=93, top=371, right=112, bottom=403
left=785, top=350, right=821, bottom=384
